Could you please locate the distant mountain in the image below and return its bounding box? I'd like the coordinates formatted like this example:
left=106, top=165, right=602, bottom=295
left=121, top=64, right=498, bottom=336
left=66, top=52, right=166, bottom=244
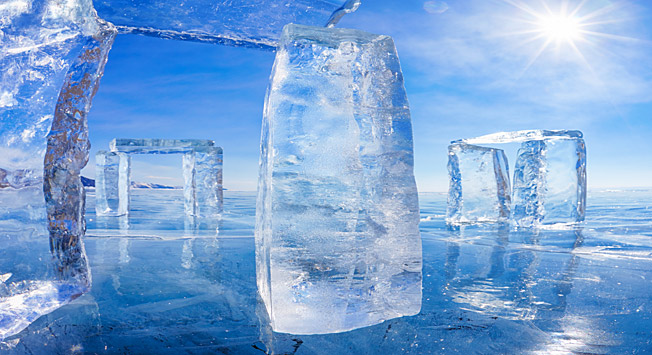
left=81, top=176, right=178, bottom=189
left=130, top=182, right=178, bottom=189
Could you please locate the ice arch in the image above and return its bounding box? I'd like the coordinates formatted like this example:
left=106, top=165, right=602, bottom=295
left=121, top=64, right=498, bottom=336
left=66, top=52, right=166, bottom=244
left=95, top=139, right=223, bottom=217
left=0, top=0, right=359, bottom=341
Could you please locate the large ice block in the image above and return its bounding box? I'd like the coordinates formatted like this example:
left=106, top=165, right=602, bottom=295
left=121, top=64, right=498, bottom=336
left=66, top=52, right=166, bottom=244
left=446, top=143, right=511, bottom=224
left=96, top=139, right=223, bottom=217
left=0, top=0, right=108, bottom=186
left=512, top=137, right=587, bottom=227
left=1, top=3, right=114, bottom=340
left=256, top=24, right=422, bottom=334
left=93, top=0, right=361, bottom=49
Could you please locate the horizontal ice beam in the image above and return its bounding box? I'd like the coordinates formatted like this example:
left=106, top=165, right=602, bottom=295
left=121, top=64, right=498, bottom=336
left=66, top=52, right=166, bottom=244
left=93, top=0, right=361, bottom=49
left=110, top=138, right=220, bottom=154
left=453, top=130, right=583, bottom=145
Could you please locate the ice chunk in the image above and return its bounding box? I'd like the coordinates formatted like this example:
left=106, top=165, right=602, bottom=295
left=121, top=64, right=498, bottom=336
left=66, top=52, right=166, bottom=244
left=183, top=147, right=223, bottom=217
left=93, top=0, right=361, bottom=49
left=446, top=143, right=511, bottom=224
left=1, top=8, right=113, bottom=339
left=0, top=0, right=106, bottom=186
left=95, top=151, right=131, bottom=217
left=256, top=24, right=422, bottom=334
left=512, top=137, right=586, bottom=227
left=96, top=139, right=223, bottom=217
left=110, top=138, right=216, bottom=154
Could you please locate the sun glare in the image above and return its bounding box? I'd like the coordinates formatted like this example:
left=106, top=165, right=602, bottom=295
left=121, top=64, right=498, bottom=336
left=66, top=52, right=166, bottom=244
left=501, top=0, right=637, bottom=73
left=538, top=14, right=582, bottom=43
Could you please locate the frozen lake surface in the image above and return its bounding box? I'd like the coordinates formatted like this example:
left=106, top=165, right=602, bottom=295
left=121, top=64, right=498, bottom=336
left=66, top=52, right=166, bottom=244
left=2, top=189, right=652, bottom=354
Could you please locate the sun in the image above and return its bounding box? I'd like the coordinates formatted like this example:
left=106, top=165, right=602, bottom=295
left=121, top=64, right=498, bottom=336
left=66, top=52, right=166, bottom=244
left=501, top=0, right=636, bottom=73
left=537, top=14, right=583, bottom=44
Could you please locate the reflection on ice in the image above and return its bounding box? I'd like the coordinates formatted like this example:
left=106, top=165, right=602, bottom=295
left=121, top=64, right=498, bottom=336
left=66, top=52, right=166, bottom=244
left=1, top=191, right=651, bottom=353
left=444, top=226, right=584, bottom=321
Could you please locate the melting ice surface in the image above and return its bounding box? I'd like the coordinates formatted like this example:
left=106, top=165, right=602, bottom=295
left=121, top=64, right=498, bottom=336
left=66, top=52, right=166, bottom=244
left=1, top=189, right=651, bottom=353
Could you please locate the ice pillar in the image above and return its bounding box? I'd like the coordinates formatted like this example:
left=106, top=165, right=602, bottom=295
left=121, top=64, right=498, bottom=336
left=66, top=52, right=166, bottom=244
left=183, top=147, right=223, bottom=217
left=446, top=143, right=511, bottom=224
left=255, top=24, right=422, bottom=334
left=95, top=151, right=131, bottom=216
left=512, top=137, right=587, bottom=227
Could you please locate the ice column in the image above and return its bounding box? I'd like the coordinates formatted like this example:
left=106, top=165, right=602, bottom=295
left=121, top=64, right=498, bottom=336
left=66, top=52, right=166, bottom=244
left=183, top=147, right=223, bottom=216
left=512, top=137, right=587, bottom=226
left=447, top=143, right=511, bottom=224
left=95, top=151, right=131, bottom=216
left=256, top=24, right=422, bottom=334
left=1, top=3, right=116, bottom=339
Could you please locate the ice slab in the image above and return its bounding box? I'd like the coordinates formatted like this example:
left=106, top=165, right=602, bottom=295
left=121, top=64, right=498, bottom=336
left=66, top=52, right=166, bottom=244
left=110, top=138, right=217, bottom=154
left=447, top=143, right=511, bottom=224
left=446, top=130, right=586, bottom=227
left=93, top=0, right=361, bottom=49
left=256, top=24, right=422, bottom=334
left=96, top=139, right=223, bottom=217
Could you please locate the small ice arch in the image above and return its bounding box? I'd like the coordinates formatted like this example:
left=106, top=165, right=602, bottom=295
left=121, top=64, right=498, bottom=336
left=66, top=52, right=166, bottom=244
left=95, top=139, right=223, bottom=217
left=446, top=130, right=586, bottom=228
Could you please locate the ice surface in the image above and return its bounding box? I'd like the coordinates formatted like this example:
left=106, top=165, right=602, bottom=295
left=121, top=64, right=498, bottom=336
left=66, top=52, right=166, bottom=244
left=447, top=143, right=511, bottom=224
left=0, top=187, right=91, bottom=341
left=256, top=24, right=422, bottom=334
left=96, top=139, right=223, bottom=217
left=447, top=130, right=586, bottom=227
left=3, top=190, right=652, bottom=353
left=93, top=0, right=360, bottom=49
left=512, top=137, right=587, bottom=227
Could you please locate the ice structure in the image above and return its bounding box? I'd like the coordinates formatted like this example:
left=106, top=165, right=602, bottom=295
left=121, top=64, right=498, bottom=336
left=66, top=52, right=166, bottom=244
left=1, top=0, right=358, bottom=341
left=96, top=139, right=223, bottom=217
left=446, top=130, right=586, bottom=227
left=256, top=24, right=422, bottom=334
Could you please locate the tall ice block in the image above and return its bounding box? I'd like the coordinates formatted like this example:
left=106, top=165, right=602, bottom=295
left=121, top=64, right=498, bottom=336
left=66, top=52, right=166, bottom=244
left=95, top=151, right=131, bottom=216
left=447, top=143, right=511, bottom=224
left=512, top=137, right=586, bottom=227
left=255, top=24, right=422, bottom=334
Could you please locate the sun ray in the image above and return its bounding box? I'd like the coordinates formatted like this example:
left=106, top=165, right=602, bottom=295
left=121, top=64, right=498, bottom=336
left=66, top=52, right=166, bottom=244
left=498, top=0, right=641, bottom=76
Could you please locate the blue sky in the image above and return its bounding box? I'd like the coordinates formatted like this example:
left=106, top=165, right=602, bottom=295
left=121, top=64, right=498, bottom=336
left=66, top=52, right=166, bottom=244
left=82, top=0, right=652, bottom=191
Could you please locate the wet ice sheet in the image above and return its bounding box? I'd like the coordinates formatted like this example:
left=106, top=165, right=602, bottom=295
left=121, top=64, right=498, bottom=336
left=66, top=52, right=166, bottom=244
left=2, top=189, right=652, bottom=353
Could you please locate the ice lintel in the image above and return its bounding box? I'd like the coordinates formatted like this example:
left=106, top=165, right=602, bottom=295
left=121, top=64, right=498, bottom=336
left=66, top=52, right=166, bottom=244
left=93, top=0, right=361, bottom=49
left=453, top=130, right=583, bottom=145
left=110, top=138, right=221, bottom=154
